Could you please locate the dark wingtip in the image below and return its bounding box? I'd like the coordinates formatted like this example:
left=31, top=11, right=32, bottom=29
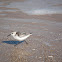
left=30, top=33, right=32, bottom=35
left=30, top=33, right=32, bottom=34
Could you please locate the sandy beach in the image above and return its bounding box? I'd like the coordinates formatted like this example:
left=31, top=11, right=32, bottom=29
left=0, top=0, right=62, bottom=62
left=0, top=13, right=62, bottom=62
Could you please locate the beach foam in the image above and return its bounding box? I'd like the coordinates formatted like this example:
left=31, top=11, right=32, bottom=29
left=23, top=9, right=62, bottom=15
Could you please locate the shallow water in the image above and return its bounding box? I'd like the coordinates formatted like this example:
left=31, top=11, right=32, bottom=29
left=6, top=0, right=62, bottom=15
left=0, top=0, right=62, bottom=15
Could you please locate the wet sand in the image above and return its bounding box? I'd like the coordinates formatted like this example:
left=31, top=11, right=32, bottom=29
left=0, top=2, right=62, bottom=62
left=0, top=13, right=62, bottom=62
left=0, top=7, right=62, bottom=22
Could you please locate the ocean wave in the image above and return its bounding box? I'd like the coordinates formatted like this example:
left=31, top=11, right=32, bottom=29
left=23, top=9, right=62, bottom=15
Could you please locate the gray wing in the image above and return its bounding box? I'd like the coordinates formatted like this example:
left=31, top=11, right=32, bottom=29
left=21, top=32, right=26, bottom=35
left=19, top=32, right=27, bottom=37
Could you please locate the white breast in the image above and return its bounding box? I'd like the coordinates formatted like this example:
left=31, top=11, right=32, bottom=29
left=12, top=34, right=31, bottom=41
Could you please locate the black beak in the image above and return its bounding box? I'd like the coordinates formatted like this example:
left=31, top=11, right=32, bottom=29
left=7, top=34, right=11, bottom=37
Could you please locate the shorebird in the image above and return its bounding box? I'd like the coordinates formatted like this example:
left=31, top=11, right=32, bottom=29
left=7, top=31, right=32, bottom=45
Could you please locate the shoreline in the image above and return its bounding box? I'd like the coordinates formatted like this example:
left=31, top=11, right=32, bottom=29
left=0, top=10, right=62, bottom=22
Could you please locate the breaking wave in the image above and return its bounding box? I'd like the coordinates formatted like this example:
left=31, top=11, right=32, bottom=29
left=23, top=9, right=62, bottom=15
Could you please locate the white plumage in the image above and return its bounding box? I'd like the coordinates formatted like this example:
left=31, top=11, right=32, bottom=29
left=7, top=31, right=32, bottom=41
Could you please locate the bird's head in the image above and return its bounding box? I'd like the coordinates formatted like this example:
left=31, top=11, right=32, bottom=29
left=7, top=32, right=16, bottom=37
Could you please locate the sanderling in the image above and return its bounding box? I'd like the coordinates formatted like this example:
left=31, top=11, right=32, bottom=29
left=7, top=31, right=32, bottom=45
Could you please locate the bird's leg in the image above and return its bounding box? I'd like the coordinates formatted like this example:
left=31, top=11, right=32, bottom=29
left=24, top=40, right=28, bottom=44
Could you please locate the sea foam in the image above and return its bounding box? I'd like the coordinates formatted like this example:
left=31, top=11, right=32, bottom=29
left=23, top=9, right=62, bottom=15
